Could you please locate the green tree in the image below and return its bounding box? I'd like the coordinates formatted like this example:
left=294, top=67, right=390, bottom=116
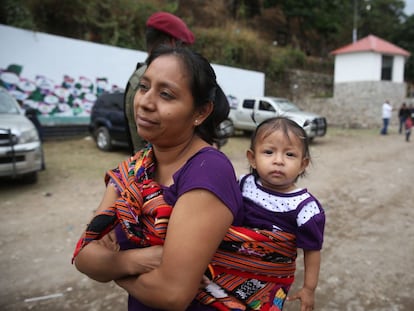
left=26, top=0, right=161, bottom=49
left=392, top=14, right=414, bottom=81
left=358, top=0, right=405, bottom=39
left=228, top=0, right=261, bottom=19
left=0, top=0, right=35, bottom=29
left=261, top=0, right=353, bottom=55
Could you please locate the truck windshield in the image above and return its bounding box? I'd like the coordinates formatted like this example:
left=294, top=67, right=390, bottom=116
left=272, top=98, right=301, bottom=112
left=0, top=91, right=21, bottom=114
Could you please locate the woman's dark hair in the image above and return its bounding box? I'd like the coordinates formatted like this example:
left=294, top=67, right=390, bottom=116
left=146, top=45, right=229, bottom=145
left=250, top=116, right=311, bottom=179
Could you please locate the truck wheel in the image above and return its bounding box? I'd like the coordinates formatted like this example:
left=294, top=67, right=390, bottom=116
left=218, top=119, right=235, bottom=137
left=95, top=127, right=113, bottom=151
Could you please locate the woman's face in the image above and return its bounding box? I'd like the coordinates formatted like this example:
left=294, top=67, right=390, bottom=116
left=134, top=55, right=198, bottom=148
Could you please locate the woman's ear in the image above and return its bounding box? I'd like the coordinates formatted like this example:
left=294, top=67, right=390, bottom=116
left=194, top=101, right=214, bottom=126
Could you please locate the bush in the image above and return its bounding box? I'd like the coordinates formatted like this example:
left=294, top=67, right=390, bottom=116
left=267, top=47, right=306, bottom=79
left=193, top=24, right=270, bottom=70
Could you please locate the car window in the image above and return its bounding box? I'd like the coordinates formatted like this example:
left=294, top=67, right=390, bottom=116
left=0, top=91, right=21, bottom=114
left=96, top=94, right=123, bottom=111
left=243, top=99, right=254, bottom=109
left=259, top=100, right=275, bottom=112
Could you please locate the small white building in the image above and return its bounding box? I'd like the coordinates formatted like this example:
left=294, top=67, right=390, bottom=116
left=330, top=34, right=410, bottom=101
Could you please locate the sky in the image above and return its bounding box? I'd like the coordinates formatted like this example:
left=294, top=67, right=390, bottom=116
left=404, top=0, right=414, bottom=15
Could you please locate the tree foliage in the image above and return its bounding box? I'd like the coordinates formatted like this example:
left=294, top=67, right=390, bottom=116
left=358, top=0, right=405, bottom=39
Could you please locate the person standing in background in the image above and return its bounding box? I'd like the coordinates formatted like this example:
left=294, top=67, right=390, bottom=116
left=124, top=12, right=195, bottom=155
left=398, top=102, right=409, bottom=134
left=380, top=100, right=393, bottom=135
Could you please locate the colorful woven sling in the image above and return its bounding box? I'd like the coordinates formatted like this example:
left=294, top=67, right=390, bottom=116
left=73, top=145, right=297, bottom=311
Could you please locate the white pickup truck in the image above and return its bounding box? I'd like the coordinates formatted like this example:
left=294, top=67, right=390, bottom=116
left=227, top=96, right=327, bottom=140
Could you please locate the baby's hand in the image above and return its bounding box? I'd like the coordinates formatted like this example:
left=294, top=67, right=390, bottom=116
left=287, top=287, right=315, bottom=311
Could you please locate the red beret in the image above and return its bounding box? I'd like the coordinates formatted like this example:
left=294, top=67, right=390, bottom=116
left=146, top=12, right=195, bottom=45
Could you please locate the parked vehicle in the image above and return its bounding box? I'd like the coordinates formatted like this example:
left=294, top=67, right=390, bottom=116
left=89, top=92, right=232, bottom=151
left=89, top=92, right=129, bottom=151
left=0, top=87, right=44, bottom=183
left=228, top=96, right=327, bottom=139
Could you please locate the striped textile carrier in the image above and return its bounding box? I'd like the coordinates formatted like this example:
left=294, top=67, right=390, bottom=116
left=199, top=226, right=297, bottom=310
left=72, top=146, right=297, bottom=311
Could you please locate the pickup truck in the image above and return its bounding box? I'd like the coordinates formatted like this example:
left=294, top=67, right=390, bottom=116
left=227, top=96, right=327, bottom=140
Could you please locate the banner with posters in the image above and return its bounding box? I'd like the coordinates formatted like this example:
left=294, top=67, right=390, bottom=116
left=0, top=64, right=121, bottom=123
left=0, top=24, right=264, bottom=126
left=0, top=64, right=122, bottom=124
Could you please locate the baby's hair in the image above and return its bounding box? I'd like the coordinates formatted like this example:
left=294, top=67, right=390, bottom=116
left=250, top=116, right=311, bottom=178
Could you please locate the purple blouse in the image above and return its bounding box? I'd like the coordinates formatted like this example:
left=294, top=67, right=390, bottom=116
left=241, top=174, right=325, bottom=250
left=114, top=147, right=243, bottom=310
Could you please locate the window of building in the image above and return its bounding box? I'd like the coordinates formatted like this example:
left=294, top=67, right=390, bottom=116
left=381, top=55, right=393, bottom=81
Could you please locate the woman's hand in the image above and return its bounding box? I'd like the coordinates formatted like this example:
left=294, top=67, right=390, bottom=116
left=75, top=242, right=163, bottom=282
left=125, top=245, right=163, bottom=275
left=95, top=230, right=120, bottom=252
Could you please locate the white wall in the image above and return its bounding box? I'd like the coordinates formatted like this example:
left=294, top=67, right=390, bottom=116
left=0, top=24, right=147, bottom=89
left=334, top=51, right=408, bottom=84
left=213, top=64, right=264, bottom=99
left=392, top=55, right=405, bottom=83
left=0, top=24, right=264, bottom=121
left=334, top=52, right=381, bottom=83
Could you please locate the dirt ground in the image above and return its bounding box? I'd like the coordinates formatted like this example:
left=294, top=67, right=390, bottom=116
left=0, top=126, right=413, bottom=311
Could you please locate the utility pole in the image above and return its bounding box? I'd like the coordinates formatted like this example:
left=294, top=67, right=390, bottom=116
left=353, top=0, right=358, bottom=42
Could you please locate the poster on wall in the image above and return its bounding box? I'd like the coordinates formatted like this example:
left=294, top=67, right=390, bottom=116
left=0, top=63, right=122, bottom=124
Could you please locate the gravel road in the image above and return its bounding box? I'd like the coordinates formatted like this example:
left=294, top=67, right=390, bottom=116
left=1, top=126, right=413, bottom=311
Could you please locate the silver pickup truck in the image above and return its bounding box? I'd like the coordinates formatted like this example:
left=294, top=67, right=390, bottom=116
left=227, top=96, right=327, bottom=140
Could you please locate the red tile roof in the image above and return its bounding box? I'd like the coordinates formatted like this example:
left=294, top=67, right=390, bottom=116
left=330, top=34, right=410, bottom=57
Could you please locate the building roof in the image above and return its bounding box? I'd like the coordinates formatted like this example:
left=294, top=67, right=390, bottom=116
left=330, top=34, right=410, bottom=57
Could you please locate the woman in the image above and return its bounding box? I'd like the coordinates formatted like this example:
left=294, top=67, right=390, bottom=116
left=74, top=46, right=244, bottom=310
